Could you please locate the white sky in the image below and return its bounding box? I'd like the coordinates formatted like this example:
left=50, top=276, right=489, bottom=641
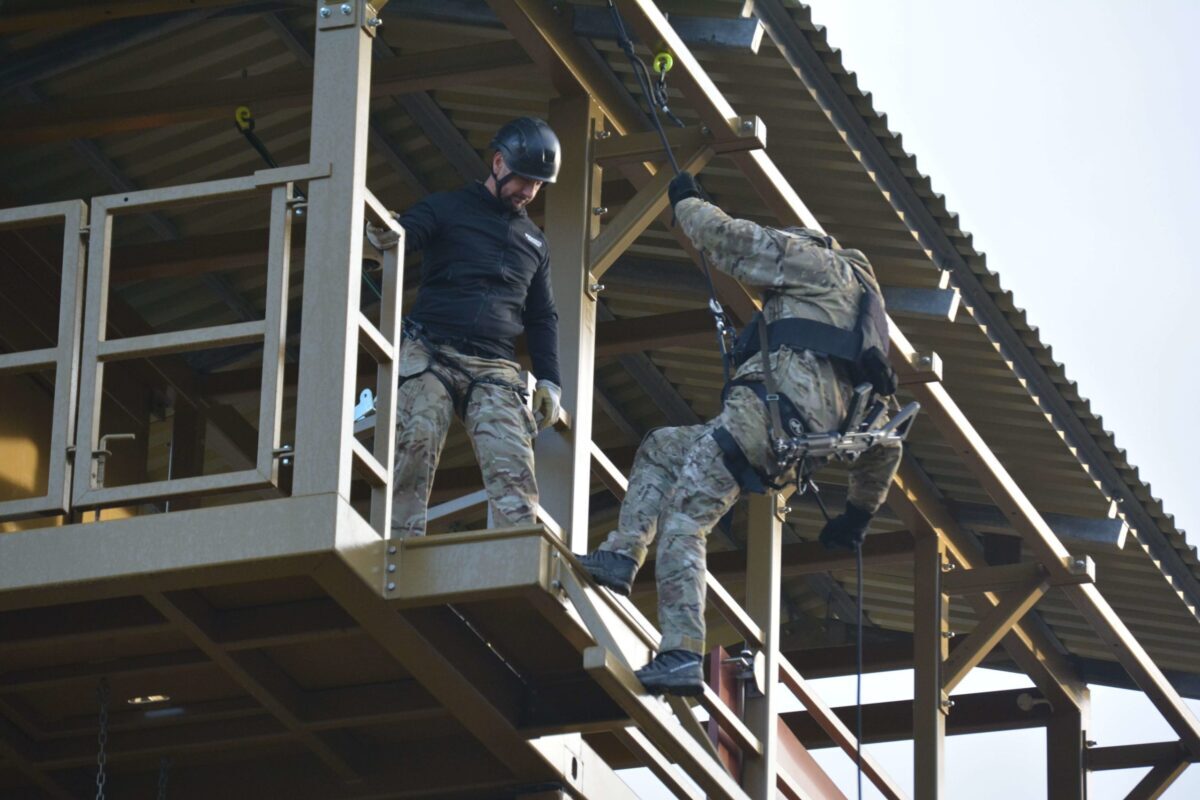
left=624, top=0, right=1200, bottom=796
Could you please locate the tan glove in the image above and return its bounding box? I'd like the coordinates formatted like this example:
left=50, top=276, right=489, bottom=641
left=366, top=214, right=401, bottom=251
left=532, top=380, right=561, bottom=431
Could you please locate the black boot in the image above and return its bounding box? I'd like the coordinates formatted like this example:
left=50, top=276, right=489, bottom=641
left=635, top=650, right=704, bottom=696
left=578, top=550, right=638, bottom=596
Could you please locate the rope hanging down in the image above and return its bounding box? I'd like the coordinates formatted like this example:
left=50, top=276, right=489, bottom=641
left=605, top=1, right=736, bottom=382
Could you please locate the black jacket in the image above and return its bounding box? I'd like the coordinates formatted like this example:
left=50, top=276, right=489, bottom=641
left=399, top=183, right=560, bottom=385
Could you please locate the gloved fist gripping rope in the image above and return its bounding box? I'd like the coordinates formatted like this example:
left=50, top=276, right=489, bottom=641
left=818, top=502, right=873, bottom=551
left=668, top=171, right=702, bottom=209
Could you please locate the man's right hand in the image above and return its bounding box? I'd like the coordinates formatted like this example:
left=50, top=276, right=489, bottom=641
left=668, top=171, right=701, bottom=209
left=366, top=215, right=401, bottom=251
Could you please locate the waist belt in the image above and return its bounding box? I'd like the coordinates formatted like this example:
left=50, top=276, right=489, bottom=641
left=401, top=321, right=527, bottom=420
left=733, top=317, right=858, bottom=368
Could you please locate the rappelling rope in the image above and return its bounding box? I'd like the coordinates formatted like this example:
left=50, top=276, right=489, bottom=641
left=605, top=0, right=735, bottom=383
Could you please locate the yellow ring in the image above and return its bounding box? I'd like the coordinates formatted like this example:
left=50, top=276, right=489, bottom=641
left=234, top=105, right=253, bottom=131
left=653, top=52, right=674, bottom=74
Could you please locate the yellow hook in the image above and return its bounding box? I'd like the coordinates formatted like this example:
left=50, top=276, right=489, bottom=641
left=234, top=105, right=254, bottom=132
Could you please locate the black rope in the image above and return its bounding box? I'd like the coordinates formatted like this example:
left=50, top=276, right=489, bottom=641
left=856, top=541, right=864, bottom=800
left=604, top=0, right=735, bottom=382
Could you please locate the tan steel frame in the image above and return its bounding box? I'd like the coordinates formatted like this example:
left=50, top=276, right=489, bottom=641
left=0, top=201, right=86, bottom=519
left=0, top=1, right=1197, bottom=798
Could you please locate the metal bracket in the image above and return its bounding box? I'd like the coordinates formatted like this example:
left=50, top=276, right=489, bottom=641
left=585, top=270, right=603, bottom=301
left=723, top=648, right=766, bottom=698
left=92, top=433, right=137, bottom=489
left=316, top=0, right=383, bottom=36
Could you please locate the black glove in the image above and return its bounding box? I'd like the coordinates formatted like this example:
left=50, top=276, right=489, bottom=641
left=668, top=171, right=701, bottom=208
left=819, top=503, right=873, bottom=550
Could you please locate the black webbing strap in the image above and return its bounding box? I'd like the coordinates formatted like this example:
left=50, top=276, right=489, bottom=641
left=735, top=316, right=861, bottom=368
left=756, top=313, right=789, bottom=452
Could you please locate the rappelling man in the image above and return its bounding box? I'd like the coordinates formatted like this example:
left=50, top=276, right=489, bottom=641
left=579, top=171, right=905, bottom=695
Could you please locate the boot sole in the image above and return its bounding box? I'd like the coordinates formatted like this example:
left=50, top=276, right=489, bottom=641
left=582, top=568, right=633, bottom=597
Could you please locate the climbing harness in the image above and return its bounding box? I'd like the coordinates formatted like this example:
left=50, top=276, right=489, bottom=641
left=604, top=1, right=737, bottom=382
left=399, top=320, right=529, bottom=421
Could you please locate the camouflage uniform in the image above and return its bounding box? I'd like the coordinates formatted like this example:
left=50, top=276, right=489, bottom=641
left=598, top=198, right=903, bottom=654
left=391, top=336, right=538, bottom=539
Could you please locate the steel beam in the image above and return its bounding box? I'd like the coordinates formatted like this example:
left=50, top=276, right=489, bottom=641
left=291, top=2, right=376, bottom=501
left=1126, top=758, right=1191, bottom=800
left=536, top=94, right=604, bottom=553
left=583, top=647, right=750, bottom=800
left=145, top=590, right=364, bottom=780
left=742, top=493, right=782, bottom=797
left=315, top=556, right=562, bottom=782
left=1088, top=741, right=1192, bottom=771
left=941, top=574, right=1048, bottom=695
left=913, top=531, right=947, bottom=798
left=590, top=144, right=713, bottom=279
left=784, top=688, right=1055, bottom=749
left=890, top=457, right=1088, bottom=711
left=0, top=0, right=261, bottom=32
left=1045, top=698, right=1089, bottom=800
left=0, top=40, right=534, bottom=145
left=264, top=11, right=432, bottom=197
left=392, top=0, right=764, bottom=50
left=778, top=659, right=907, bottom=799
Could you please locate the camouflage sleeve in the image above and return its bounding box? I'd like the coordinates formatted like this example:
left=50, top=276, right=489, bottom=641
left=847, top=438, right=902, bottom=513
left=674, top=197, right=837, bottom=290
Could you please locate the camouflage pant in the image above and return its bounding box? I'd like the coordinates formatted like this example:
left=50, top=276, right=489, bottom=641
left=597, top=386, right=774, bottom=654
left=391, top=337, right=538, bottom=539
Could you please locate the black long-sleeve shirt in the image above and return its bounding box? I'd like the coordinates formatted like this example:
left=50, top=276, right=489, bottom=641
left=399, top=183, right=560, bottom=385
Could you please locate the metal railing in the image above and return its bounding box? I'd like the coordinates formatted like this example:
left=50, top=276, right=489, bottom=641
left=0, top=200, right=87, bottom=520
left=350, top=189, right=403, bottom=535
left=70, top=164, right=326, bottom=510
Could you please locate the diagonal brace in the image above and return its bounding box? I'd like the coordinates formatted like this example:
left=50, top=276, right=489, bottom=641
left=942, top=574, right=1049, bottom=695
left=589, top=145, right=712, bottom=279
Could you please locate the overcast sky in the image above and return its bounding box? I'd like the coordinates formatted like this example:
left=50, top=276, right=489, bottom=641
left=626, top=1, right=1200, bottom=796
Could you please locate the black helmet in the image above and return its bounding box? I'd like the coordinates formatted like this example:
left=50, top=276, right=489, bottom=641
left=490, top=117, right=560, bottom=184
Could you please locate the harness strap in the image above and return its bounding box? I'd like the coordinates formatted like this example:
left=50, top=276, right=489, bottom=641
left=756, top=313, right=790, bottom=454
left=402, top=322, right=527, bottom=421
left=712, top=427, right=769, bottom=495
left=735, top=316, right=861, bottom=368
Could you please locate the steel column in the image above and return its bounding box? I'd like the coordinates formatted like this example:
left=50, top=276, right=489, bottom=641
left=535, top=94, right=603, bottom=551
left=1046, top=695, right=1089, bottom=800
left=292, top=0, right=377, bottom=500
left=913, top=532, right=947, bottom=798
left=742, top=493, right=781, bottom=797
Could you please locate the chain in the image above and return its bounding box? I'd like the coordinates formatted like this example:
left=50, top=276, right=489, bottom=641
left=95, top=678, right=110, bottom=800
left=157, top=756, right=172, bottom=800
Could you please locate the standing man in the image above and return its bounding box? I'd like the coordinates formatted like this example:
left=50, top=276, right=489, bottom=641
left=580, top=171, right=903, bottom=695
left=367, top=117, right=562, bottom=540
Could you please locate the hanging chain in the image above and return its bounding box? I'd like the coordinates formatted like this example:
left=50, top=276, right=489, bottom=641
left=95, top=677, right=110, bottom=800
left=157, top=756, right=172, bottom=800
